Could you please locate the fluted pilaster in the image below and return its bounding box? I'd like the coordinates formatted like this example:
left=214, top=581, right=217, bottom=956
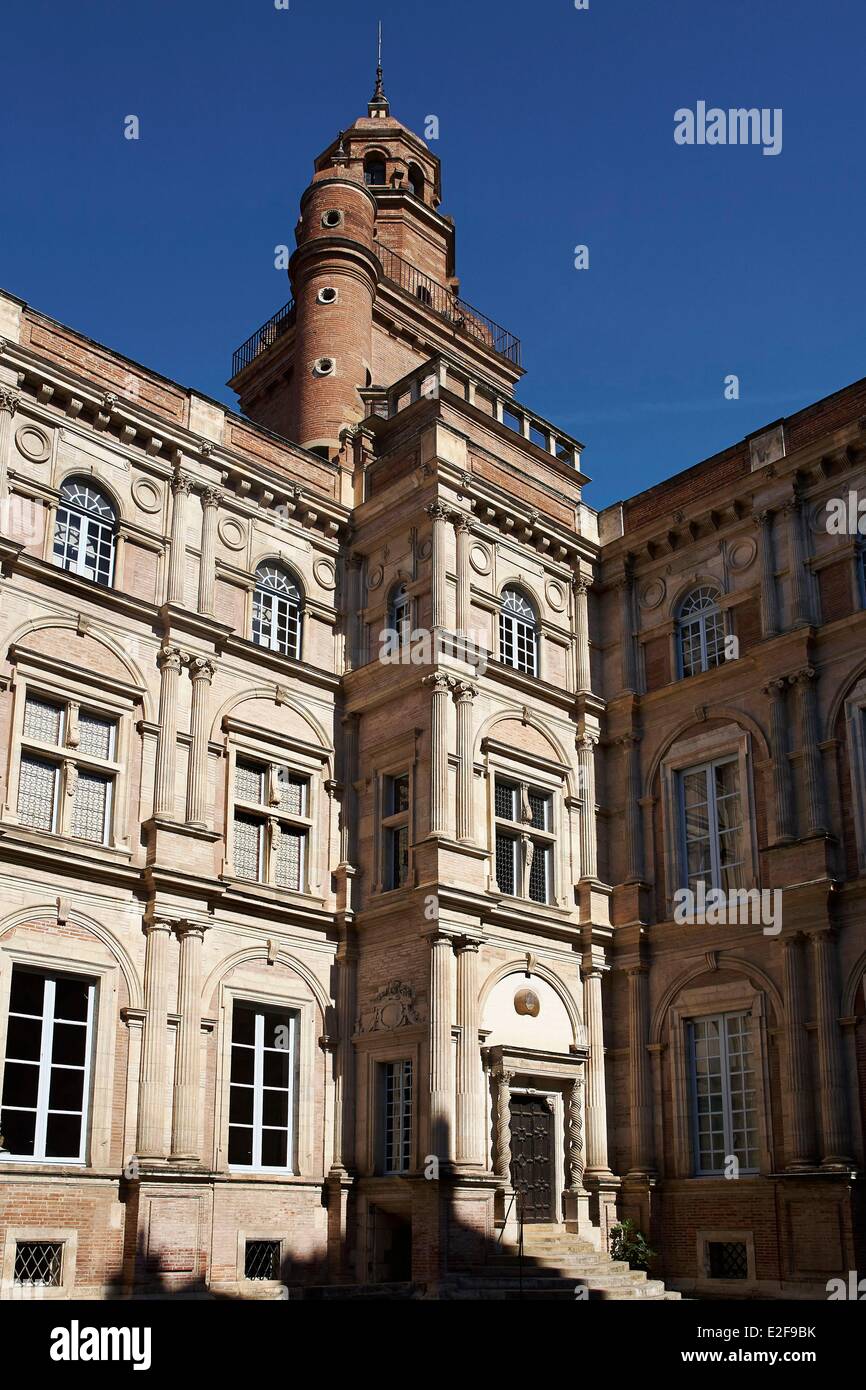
left=753, top=509, right=779, bottom=637
left=453, top=680, right=477, bottom=843
left=574, top=575, right=592, bottom=694
left=331, top=926, right=358, bottom=1174
left=428, top=932, right=454, bottom=1162
left=577, top=732, right=599, bottom=880
left=136, top=918, right=173, bottom=1157
left=185, top=656, right=215, bottom=827
left=425, top=672, right=451, bottom=836
left=170, top=922, right=207, bottom=1161
left=790, top=667, right=828, bottom=835
left=810, top=930, right=852, bottom=1166
left=167, top=470, right=193, bottom=605
left=455, top=939, right=482, bottom=1164
left=627, top=965, right=654, bottom=1177
left=197, top=487, right=221, bottom=616
left=619, top=562, right=636, bottom=692
left=780, top=934, right=816, bottom=1169
left=618, top=732, right=644, bottom=882
left=583, top=965, right=612, bottom=1176
left=763, top=677, right=795, bottom=842
left=785, top=492, right=813, bottom=627
left=0, top=385, right=20, bottom=502
left=427, top=502, right=449, bottom=630
left=154, top=646, right=183, bottom=819
left=453, top=511, right=471, bottom=634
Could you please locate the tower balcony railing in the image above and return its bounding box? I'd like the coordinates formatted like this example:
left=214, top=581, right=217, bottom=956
left=376, top=244, right=522, bottom=368
left=231, top=298, right=296, bottom=377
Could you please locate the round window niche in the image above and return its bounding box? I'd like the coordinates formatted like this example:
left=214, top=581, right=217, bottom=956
left=321, top=209, right=343, bottom=229
left=316, top=287, right=338, bottom=305
left=514, top=988, right=541, bottom=1018
left=314, top=357, right=336, bottom=377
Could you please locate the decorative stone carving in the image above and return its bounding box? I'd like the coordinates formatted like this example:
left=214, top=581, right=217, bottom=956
left=514, top=987, right=540, bottom=1017
left=359, top=979, right=423, bottom=1032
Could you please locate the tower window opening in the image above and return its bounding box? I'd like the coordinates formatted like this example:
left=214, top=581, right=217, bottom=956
left=407, top=164, right=425, bottom=200
left=321, top=209, right=343, bottom=229
left=364, top=155, right=387, bottom=186
left=317, top=287, right=338, bottom=305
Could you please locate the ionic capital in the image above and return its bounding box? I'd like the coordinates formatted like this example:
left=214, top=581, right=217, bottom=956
left=186, top=654, right=216, bottom=683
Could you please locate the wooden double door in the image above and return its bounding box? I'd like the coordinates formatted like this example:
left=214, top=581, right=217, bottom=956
left=509, top=1094, right=555, bottom=1222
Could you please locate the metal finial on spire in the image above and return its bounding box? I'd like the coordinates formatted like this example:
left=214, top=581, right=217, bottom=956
left=368, top=19, right=390, bottom=116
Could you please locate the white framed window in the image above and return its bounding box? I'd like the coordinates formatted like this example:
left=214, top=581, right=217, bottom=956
left=16, top=694, right=117, bottom=846
left=381, top=1059, right=413, bottom=1174
left=231, top=758, right=310, bottom=891
left=494, top=777, right=554, bottom=903
left=251, top=563, right=302, bottom=659
left=677, top=586, right=725, bottom=678
left=499, top=587, right=538, bottom=675
left=228, top=1002, right=298, bottom=1173
left=679, top=756, right=744, bottom=894
left=52, top=478, right=116, bottom=587
left=0, top=966, right=96, bottom=1164
left=688, top=1011, right=759, bottom=1175
left=388, top=583, right=412, bottom=649
left=382, top=774, right=410, bottom=890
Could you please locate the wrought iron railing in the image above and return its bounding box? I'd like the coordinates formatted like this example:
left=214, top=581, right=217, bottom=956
left=231, top=298, right=296, bottom=377
left=377, top=244, right=521, bottom=368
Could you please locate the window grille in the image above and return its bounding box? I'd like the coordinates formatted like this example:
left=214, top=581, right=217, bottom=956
left=707, top=1241, right=748, bottom=1280
left=14, top=1241, right=63, bottom=1287
left=232, top=758, right=309, bottom=890
left=244, top=1239, right=281, bottom=1281
left=17, top=695, right=117, bottom=844
left=17, top=755, right=58, bottom=832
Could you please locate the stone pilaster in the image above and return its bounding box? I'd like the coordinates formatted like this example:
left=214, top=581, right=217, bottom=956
left=583, top=963, right=613, bottom=1178
left=153, top=646, right=183, bottom=819
left=626, top=965, right=654, bottom=1178
left=338, top=713, right=359, bottom=867
left=618, top=561, right=636, bottom=693
left=330, top=924, right=358, bottom=1175
left=428, top=932, right=454, bottom=1164
left=454, top=938, right=482, bottom=1165
left=790, top=667, right=828, bottom=836
left=574, top=575, right=592, bottom=694
left=427, top=501, right=450, bottom=630
left=167, top=469, right=193, bottom=605
left=618, top=732, right=644, bottom=882
left=453, top=680, right=477, bottom=843
left=185, top=656, right=215, bottom=828
left=0, top=385, right=20, bottom=502
left=197, top=487, right=221, bottom=616
left=784, top=491, right=813, bottom=627
left=453, top=511, right=471, bottom=634
left=425, top=672, right=451, bottom=836
left=780, top=934, right=816, bottom=1169
left=753, top=509, right=779, bottom=637
left=810, top=930, right=852, bottom=1167
left=576, top=732, right=599, bottom=880
left=170, top=922, right=207, bottom=1162
left=136, top=917, right=173, bottom=1158
left=763, top=677, right=795, bottom=842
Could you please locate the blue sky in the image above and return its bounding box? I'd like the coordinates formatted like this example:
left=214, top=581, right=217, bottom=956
left=3, top=0, right=863, bottom=509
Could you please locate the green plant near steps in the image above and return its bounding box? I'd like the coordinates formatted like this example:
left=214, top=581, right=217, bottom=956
left=609, top=1218, right=656, bottom=1273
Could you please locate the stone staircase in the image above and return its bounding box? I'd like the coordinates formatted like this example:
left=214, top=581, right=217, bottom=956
left=441, top=1223, right=682, bottom=1300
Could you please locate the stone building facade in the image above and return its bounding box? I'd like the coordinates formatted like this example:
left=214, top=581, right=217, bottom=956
left=0, top=77, right=862, bottom=1299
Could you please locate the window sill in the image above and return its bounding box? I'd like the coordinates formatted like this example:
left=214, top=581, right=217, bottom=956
left=219, top=874, right=326, bottom=910
left=0, top=822, right=135, bottom=870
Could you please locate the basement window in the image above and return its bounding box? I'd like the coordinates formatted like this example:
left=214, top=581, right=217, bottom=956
left=14, top=1241, right=64, bottom=1288
left=707, top=1241, right=748, bottom=1280
left=244, top=1239, right=282, bottom=1282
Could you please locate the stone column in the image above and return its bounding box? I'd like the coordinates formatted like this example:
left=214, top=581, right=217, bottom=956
left=330, top=925, right=358, bottom=1174
left=810, top=930, right=852, bottom=1166
left=618, top=562, right=636, bottom=693
left=339, top=713, right=359, bottom=867
left=583, top=964, right=612, bottom=1177
left=0, top=385, right=20, bottom=501
left=427, top=502, right=450, bottom=630
left=790, top=667, right=828, bottom=836
left=345, top=554, right=364, bottom=672
left=197, top=487, right=221, bottom=616
left=492, top=1064, right=514, bottom=1184
left=780, top=935, right=816, bottom=1169
left=170, top=922, right=207, bottom=1161
left=185, top=656, right=215, bottom=828
left=153, top=646, right=183, bottom=819
left=627, top=965, right=654, bottom=1177
left=566, top=1071, right=586, bottom=1194
left=453, top=511, right=471, bottom=634
left=576, top=732, right=599, bottom=880
left=425, top=672, right=451, bottom=836
left=785, top=492, right=813, bottom=627
left=454, top=938, right=482, bottom=1165
left=136, top=917, right=173, bottom=1158
left=453, top=680, right=477, bottom=843
left=167, top=469, right=193, bottom=605
left=753, top=510, right=779, bottom=637
left=619, top=732, right=644, bottom=882
left=574, top=575, right=592, bottom=694
left=428, top=932, right=454, bottom=1164
left=763, top=677, right=795, bottom=842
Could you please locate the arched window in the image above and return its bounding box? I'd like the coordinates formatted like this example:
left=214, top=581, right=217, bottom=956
left=388, top=582, right=412, bottom=647
left=499, top=587, right=538, bottom=675
left=678, top=586, right=725, bottom=678
left=252, top=564, right=302, bottom=658
left=364, top=154, right=387, bottom=186
left=52, top=478, right=116, bottom=586
left=407, top=163, right=425, bottom=199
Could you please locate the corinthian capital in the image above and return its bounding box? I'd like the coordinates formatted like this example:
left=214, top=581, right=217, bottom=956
left=0, top=385, right=20, bottom=416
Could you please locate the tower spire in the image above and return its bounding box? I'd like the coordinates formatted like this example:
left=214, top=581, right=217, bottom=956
left=368, top=20, right=390, bottom=117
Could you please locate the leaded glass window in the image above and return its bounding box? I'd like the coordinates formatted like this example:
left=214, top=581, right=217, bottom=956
left=231, top=757, right=309, bottom=892
left=16, top=694, right=117, bottom=844
left=493, top=776, right=554, bottom=903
